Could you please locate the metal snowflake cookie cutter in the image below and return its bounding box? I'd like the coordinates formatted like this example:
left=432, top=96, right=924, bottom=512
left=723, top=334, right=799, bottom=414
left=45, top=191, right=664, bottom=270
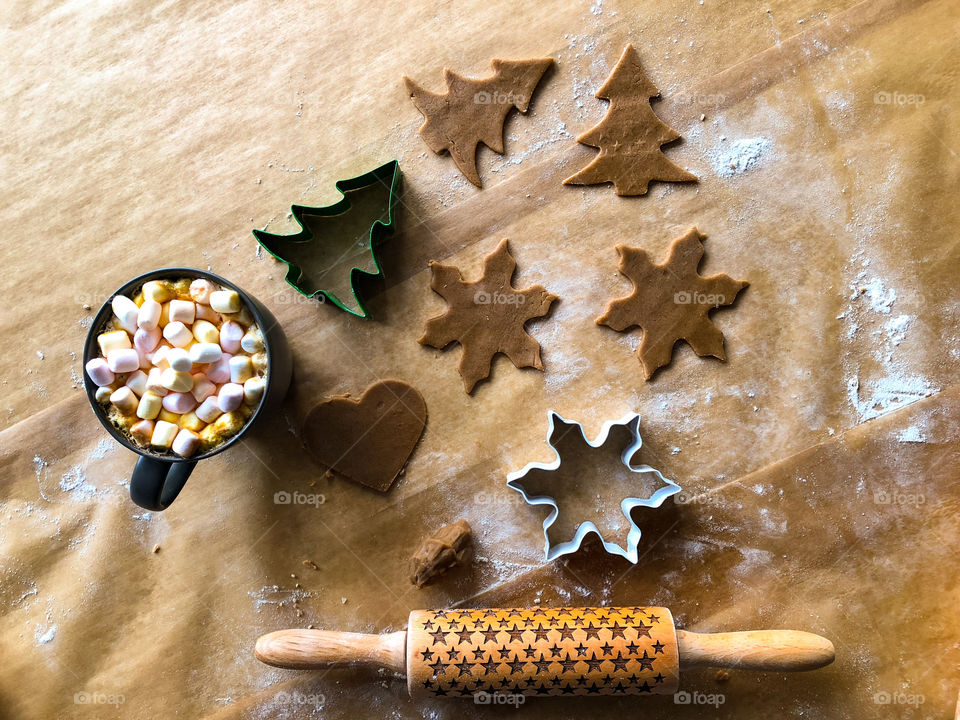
left=506, top=411, right=681, bottom=563
left=252, top=159, right=401, bottom=318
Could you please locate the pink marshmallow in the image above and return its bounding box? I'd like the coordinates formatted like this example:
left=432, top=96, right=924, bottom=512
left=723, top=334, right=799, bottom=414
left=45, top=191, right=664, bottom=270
left=162, top=392, right=197, bottom=414
left=217, top=383, right=244, bottom=412
left=195, top=396, right=222, bottom=423
left=219, top=321, right=244, bottom=354
left=191, top=374, right=216, bottom=402
left=206, top=353, right=232, bottom=384
left=168, top=299, right=196, bottom=325
left=172, top=429, right=201, bottom=457
left=134, top=327, right=161, bottom=354
left=85, top=358, right=115, bottom=387
left=107, top=348, right=140, bottom=373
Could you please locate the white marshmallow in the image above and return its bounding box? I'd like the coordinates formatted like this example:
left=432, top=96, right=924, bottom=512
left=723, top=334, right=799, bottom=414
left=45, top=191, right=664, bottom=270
left=229, top=355, right=254, bottom=383
left=192, top=319, right=220, bottom=344
left=217, top=383, right=244, bottom=412
left=94, top=386, right=112, bottom=403
left=134, top=326, right=161, bottom=354
left=110, top=386, right=139, bottom=414
left=240, top=330, right=264, bottom=353
left=138, top=299, right=162, bottom=330
left=98, top=330, right=132, bottom=356
left=243, top=377, right=265, bottom=405
left=85, top=358, right=115, bottom=387
left=168, top=299, right=196, bottom=325
left=190, top=374, right=216, bottom=402
left=166, top=347, right=193, bottom=373
left=159, top=368, right=194, bottom=393
left=150, top=345, right=171, bottom=368
left=125, top=369, right=148, bottom=396
left=195, top=396, right=223, bottom=423
left=172, top=429, right=201, bottom=457
left=219, top=321, right=244, bottom=353
left=145, top=368, right=170, bottom=397
left=189, top=278, right=218, bottom=304
left=190, top=342, right=222, bottom=365
left=195, top=303, right=220, bottom=322
left=151, top=420, right=179, bottom=448
left=112, top=295, right=140, bottom=334
left=206, top=353, right=232, bottom=383
left=130, top=419, right=154, bottom=445
left=210, top=290, right=241, bottom=313
left=107, top=348, right=140, bottom=373
left=162, top=392, right=197, bottom=414
left=136, top=392, right=163, bottom=420
left=163, top=321, right=192, bottom=347
left=142, top=281, right=174, bottom=303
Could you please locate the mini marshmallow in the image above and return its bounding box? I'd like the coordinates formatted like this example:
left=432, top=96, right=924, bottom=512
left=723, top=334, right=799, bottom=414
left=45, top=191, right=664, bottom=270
left=158, top=408, right=180, bottom=424
left=136, top=392, right=163, bottom=420
left=159, top=368, right=194, bottom=393
left=125, top=369, right=148, bottom=396
left=192, top=319, right=220, bottom=344
left=195, top=303, right=220, bottom=322
left=206, top=353, right=232, bottom=384
left=210, top=290, right=241, bottom=313
left=107, top=348, right=140, bottom=373
left=94, top=386, right=112, bottom=403
left=219, top=320, right=244, bottom=353
left=134, top=326, right=161, bottom=354
left=112, top=295, right=140, bottom=334
left=162, top=392, right=197, bottom=414
left=240, top=330, right=264, bottom=353
left=189, top=278, right=218, bottom=304
left=168, top=299, right=196, bottom=325
left=130, top=419, right=154, bottom=445
left=85, top=358, right=115, bottom=387
left=172, top=429, right=201, bottom=457
left=110, top=386, right=139, bottom=414
left=180, top=411, right=205, bottom=432
left=190, top=373, right=216, bottom=402
left=150, top=345, right=171, bottom=368
left=142, top=281, right=174, bottom=303
left=166, top=347, right=193, bottom=372
left=163, top=321, right=192, bottom=347
left=151, top=420, right=179, bottom=448
left=229, top=355, right=254, bottom=383
left=98, top=330, right=132, bottom=356
left=195, top=396, right=223, bottom=423
left=145, top=367, right=170, bottom=396
left=190, top=342, right=222, bottom=365
left=138, top=299, right=162, bottom=330
left=217, top=383, right=244, bottom=412
left=243, top=377, right=265, bottom=405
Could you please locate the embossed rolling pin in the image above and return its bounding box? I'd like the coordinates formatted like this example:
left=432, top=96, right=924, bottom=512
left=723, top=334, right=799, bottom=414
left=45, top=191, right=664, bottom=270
left=255, top=607, right=834, bottom=697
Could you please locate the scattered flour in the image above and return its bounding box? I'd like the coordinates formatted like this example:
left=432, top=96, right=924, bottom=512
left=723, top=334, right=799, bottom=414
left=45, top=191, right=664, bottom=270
left=34, top=623, right=57, bottom=645
left=711, top=137, right=772, bottom=176
left=846, top=373, right=939, bottom=423
left=897, top=425, right=926, bottom=443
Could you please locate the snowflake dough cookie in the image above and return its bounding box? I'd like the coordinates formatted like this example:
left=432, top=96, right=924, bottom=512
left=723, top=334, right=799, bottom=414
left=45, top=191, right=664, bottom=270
left=419, top=239, right=557, bottom=393
left=597, top=227, right=748, bottom=379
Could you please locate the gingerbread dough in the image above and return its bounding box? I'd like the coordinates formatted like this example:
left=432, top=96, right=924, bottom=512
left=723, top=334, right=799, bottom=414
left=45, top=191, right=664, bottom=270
left=404, top=58, right=554, bottom=187
left=597, top=227, right=748, bottom=379
left=419, top=239, right=557, bottom=393
left=302, top=380, right=427, bottom=492
left=564, top=44, right=697, bottom=196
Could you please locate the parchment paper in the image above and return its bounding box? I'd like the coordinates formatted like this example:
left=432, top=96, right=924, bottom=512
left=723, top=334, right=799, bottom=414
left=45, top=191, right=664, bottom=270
left=1, top=0, right=958, bottom=717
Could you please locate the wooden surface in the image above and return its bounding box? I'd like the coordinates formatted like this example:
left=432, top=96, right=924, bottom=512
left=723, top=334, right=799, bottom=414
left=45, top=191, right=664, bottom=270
left=1, top=0, right=958, bottom=718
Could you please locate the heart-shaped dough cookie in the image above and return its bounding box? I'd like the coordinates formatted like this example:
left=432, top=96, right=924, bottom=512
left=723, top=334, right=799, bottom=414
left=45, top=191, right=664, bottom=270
left=302, top=380, right=427, bottom=492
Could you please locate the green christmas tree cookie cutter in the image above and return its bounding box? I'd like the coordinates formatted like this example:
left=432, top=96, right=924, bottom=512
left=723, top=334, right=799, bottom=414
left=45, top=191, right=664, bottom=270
left=252, top=160, right=401, bottom=318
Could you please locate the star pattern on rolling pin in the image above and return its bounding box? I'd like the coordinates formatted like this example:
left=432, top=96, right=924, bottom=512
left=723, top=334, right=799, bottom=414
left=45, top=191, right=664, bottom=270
left=413, top=606, right=677, bottom=697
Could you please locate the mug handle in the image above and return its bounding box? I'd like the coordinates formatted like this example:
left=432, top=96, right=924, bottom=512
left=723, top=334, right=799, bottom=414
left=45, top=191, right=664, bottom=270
left=130, top=456, right=197, bottom=511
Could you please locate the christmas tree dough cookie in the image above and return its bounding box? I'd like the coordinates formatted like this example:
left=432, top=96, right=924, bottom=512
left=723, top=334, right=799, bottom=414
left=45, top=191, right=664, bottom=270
left=419, top=240, right=557, bottom=393
left=404, top=58, right=553, bottom=187
left=565, top=44, right=697, bottom=196
left=597, top=227, right=748, bottom=379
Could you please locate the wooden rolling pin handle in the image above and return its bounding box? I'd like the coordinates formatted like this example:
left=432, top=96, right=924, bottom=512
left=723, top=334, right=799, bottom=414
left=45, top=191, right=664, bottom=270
left=677, top=629, right=835, bottom=671
left=254, top=629, right=406, bottom=673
